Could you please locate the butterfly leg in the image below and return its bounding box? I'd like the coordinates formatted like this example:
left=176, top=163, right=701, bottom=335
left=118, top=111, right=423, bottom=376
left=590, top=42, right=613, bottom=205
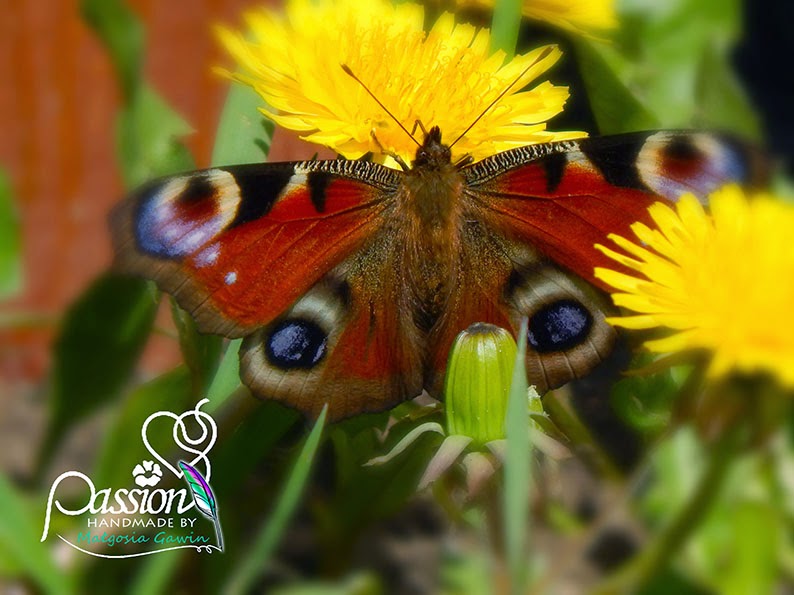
left=411, top=119, right=428, bottom=137
left=370, top=130, right=410, bottom=171
left=454, top=154, right=474, bottom=168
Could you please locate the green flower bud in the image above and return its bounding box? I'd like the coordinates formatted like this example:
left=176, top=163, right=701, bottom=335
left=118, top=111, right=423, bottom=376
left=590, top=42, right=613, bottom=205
left=444, top=323, right=518, bottom=446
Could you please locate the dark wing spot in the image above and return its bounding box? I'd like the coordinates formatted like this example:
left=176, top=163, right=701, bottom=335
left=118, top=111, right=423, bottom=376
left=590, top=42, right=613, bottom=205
left=229, top=167, right=294, bottom=228
left=661, top=136, right=701, bottom=161
left=179, top=176, right=216, bottom=204
left=308, top=171, right=333, bottom=213
left=580, top=135, right=646, bottom=190
left=542, top=152, right=567, bottom=193
left=528, top=299, right=593, bottom=353
left=265, top=318, right=328, bottom=369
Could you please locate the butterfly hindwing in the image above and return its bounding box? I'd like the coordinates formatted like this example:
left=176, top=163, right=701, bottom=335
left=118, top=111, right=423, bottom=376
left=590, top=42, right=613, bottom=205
left=426, top=219, right=617, bottom=396
left=240, top=237, right=426, bottom=419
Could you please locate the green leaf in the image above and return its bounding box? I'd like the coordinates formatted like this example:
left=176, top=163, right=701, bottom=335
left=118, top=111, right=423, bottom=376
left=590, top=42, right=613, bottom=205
left=504, top=320, right=531, bottom=594
left=81, top=0, right=144, bottom=101
left=490, top=0, right=523, bottom=57
left=366, top=422, right=445, bottom=467
left=637, top=568, right=713, bottom=595
left=610, top=367, right=680, bottom=433
left=578, top=0, right=757, bottom=134
left=318, top=418, right=434, bottom=537
left=84, top=0, right=194, bottom=188
left=117, top=84, right=194, bottom=188
left=40, top=274, right=159, bottom=470
left=0, top=474, right=73, bottom=595
left=225, top=406, right=327, bottom=595
left=204, top=339, right=243, bottom=412
left=641, top=428, right=702, bottom=522
left=695, top=44, right=760, bottom=137
left=129, top=550, right=185, bottom=595
left=717, top=501, right=779, bottom=595
left=441, top=545, right=492, bottom=595
left=92, top=367, right=193, bottom=489
left=211, top=83, right=273, bottom=166
left=0, top=169, right=22, bottom=298
left=573, top=39, right=660, bottom=133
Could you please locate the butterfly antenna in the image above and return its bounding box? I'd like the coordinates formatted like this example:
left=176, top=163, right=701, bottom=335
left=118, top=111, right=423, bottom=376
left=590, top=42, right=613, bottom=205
left=341, top=64, right=421, bottom=147
left=448, top=45, right=555, bottom=150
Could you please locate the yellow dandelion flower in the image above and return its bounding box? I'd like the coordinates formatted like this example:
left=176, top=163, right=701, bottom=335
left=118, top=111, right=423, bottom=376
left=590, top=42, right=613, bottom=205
left=594, top=185, right=794, bottom=388
left=457, top=0, right=617, bottom=37
left=216, top=0, right=583, bottom=167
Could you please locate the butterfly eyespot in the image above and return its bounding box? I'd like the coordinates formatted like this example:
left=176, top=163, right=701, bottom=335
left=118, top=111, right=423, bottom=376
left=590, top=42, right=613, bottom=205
left=135, top=170, right=240, bottom=259
left=265, top=318, right=328, bottom=370
left=527, top=299, right=593, bottom=353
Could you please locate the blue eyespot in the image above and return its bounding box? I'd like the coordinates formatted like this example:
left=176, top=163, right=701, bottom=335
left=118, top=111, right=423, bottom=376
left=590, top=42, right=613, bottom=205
left=265, top=319, right=328, bottom=369
left=528, top=300, right=592, bottom=353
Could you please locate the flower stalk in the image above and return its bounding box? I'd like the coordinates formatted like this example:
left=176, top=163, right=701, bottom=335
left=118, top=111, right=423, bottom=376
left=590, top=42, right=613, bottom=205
left=593, top=424, right=743, bottom=594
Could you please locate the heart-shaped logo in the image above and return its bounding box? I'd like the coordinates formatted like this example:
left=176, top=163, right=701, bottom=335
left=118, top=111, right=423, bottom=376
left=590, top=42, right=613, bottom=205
left=140, top=399, right=217, bottom=481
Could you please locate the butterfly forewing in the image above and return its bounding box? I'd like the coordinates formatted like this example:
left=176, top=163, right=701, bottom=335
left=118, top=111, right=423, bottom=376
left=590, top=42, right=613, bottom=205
left=111, top=160, right=399, bottom=337
left=462, top=131, right=763, bottom=290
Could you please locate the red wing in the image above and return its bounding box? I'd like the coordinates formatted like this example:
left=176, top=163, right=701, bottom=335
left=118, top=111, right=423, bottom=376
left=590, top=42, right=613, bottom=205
left=462, top=131, right=764, bottom=290
left=111, top=160, right=400, bottom=337
left=426, top=225, right=617, bottom=396
left=240, top=235, right=425, bottom=421
left=429, top=131, right=765, bottom=395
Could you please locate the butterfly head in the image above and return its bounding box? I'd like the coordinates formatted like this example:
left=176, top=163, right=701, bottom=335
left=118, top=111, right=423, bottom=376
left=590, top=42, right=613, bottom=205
left=412, top=126, right=452, bottom=170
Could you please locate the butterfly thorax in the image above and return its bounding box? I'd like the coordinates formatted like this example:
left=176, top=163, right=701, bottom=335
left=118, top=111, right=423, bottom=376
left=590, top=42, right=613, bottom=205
left=398, top=127, right=464, bottom=326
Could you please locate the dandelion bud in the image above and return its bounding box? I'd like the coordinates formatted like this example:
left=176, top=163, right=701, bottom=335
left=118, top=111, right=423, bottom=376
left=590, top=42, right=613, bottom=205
left=444, top=323, right=518, bottom=446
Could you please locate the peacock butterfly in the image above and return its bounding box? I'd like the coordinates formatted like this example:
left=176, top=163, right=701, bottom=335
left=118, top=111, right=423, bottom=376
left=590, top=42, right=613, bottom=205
left=110, top=127, right=763, bottom=420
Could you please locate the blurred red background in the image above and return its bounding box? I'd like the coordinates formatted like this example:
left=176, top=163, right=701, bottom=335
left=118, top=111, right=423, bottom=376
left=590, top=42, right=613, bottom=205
left=0, top=0, right=316, bottom=385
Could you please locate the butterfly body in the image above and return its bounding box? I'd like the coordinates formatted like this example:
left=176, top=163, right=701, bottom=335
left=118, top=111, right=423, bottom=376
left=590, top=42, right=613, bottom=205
left=112, top=129, right=762, bottom=420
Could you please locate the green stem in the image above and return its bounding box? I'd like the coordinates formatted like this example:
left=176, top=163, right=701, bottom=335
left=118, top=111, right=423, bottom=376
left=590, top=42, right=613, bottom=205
left=593, top=428, right=741, bottom=594
left=490, top=0, right=523, bottom=57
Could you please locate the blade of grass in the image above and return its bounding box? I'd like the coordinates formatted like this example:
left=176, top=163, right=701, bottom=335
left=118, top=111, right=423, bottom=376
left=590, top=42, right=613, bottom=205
left=490, top=0, right=523, bottom=57
left=504, top=319, right=531, bottom=594
left=224, top=405, right=328, bottom=595
left=204, top=339, right=243, bottom=413
left=129, top=550, right=185, bottom=595
left=0, top=475, right=73, bottom=595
